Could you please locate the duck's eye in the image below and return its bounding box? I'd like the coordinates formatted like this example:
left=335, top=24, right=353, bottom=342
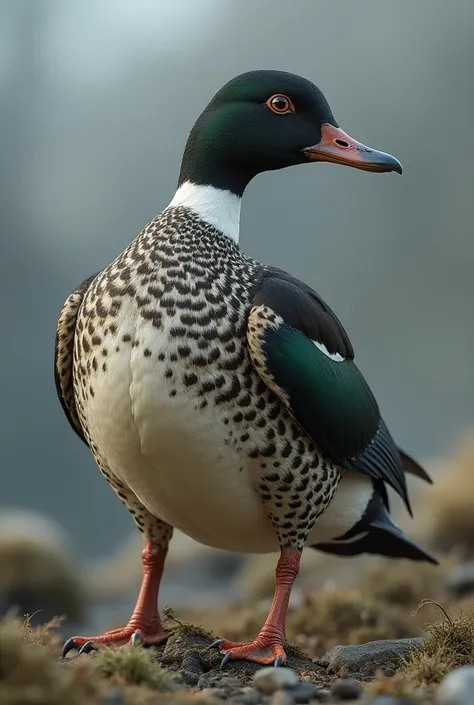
left=266, top=94, right=295, bottom=115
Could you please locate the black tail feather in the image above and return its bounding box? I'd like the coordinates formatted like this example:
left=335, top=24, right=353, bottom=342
left=398, top=448, right=433, bottom=485
left=312, top=481, right=437, bottom=564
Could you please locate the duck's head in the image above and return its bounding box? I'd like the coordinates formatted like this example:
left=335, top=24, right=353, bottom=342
left=178, top=69, right=402, bottom=197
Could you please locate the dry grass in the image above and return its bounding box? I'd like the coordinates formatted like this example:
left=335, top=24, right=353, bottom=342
left=419, top=432, right=474, bottom=558
left=0, top=614, right=188, bottom=705
left=403, top=601, right=474, bottom=686
left=19, top=613, right=64, bottom=650
left=359, top=558, right=449, bottom=608
left=284, top=641, right=310, bottom=659
left=366, top=671, right=418, bottom=698
left=191, top=585, right=415, bottom=660
left=162, top=605, right=213, bottom=639
left=287, top=588, right=415, bottom=657
left=0, top=614, right=102, bottom=705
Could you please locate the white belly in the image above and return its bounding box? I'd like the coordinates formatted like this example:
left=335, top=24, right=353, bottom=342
left=83, top=325, right=370, bottom=555
left=84, top=340, right=279, bottom=553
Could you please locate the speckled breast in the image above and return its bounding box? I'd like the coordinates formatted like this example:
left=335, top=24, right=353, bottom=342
left=72, top=208, right=341, bottom=551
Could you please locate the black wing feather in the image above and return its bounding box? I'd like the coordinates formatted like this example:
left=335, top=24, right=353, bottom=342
left=249, top=268, right=413, bottom=511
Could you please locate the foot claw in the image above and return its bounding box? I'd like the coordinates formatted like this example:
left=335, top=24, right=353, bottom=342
left=220, top=651, right=233, bottom=669
left=208, top=638, right=224, bottom=650
left=214, top=638, right=287, bottom=666
left=62, top=637, right=78, bottom=658
left=130, top=631, right=143, bottom=647
left=62, top=624, right=167, bottom=653
left=78, top=640, right=98, bottom=655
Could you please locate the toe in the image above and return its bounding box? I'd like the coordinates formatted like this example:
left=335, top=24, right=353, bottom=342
left=78, top=640, right=98, bottom=655
left=130, top=631, right=144, bottom=647
left=62, top=637, right=78, bottom=658
left=218, top=639, right=287, bottom=666
left=219, top=652, right=233, bottom=668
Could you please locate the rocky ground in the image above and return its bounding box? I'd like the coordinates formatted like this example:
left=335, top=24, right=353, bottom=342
left=2, top=610, right=474, bottom=705
left=3, top=433, right=474, bottom=704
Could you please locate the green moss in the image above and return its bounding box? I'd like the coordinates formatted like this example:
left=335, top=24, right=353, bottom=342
left=162, top=606, right=213, bottom=639
left=94, top=644, right=175, bottom=691
left=284, top=641, right=309, bottom=659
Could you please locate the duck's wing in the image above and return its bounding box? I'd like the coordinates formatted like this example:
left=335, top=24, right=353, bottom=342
left=54, top=272, right=100, bottom=444
left=247, top=267, right=414, bottom=513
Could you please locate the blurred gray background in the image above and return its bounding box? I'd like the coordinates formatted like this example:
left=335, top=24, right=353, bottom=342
left=1, top=0, right=473, bottom=560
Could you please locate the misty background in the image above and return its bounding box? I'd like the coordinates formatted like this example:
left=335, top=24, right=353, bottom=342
left=1, top=0, right=473, bottom=562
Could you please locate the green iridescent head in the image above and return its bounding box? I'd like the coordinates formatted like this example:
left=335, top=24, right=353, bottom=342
left=178, top=70, right=402, bottom=196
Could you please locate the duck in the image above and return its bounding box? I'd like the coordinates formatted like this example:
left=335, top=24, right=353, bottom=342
left=56, top=69, right=436, bottom=667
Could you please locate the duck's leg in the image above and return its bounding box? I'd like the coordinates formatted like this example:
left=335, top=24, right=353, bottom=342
left=63, top=479, right=173, bottom=656
left=211, top=548, right=301, bottom=666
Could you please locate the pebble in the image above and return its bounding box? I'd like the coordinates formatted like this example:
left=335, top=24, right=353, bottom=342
left=270, top=691, right=296, bottom=705
left=436, top=665, right=474, bottom=705
left=240, top=687, right=264, bottom=705
left=104, top=690, right=124, bottom=705
left=287, top=682, right=320, bottom=702
left=253, top=666, right=299, bottom=694
left=329, top=679, right=362, bottom=700
left=316, top=689, right=330, bottom=700
left=372, top=698, right=416, bottom=705
left=180, top=670, right=200, bottom=686
left=320, top=638, right=424, bottom=679
left=200, top=687, right=226, bottom=699
left=198, top=673, right=243, bottom=689
left=446, top=564, right=474, bottom=599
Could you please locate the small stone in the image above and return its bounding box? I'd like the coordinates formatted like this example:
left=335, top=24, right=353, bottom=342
left=200, top=687, right=226, bottom=699
left=219, top=676, right=245, bottom=689
left=198, top=674, right=211, bottom=688
left=320, top=638, right=424, bottom=679
left=446, top=564, right=474, bottom=599
left=104, top=690, right=124, bottom=705
left=253, top=666, right=299, bottom=694
left=330, top=679, right=362, bottom=700
left=372, top=698, right=416, bottom=705
left=240, top=687, right=263, bottom=705
left=198, top=673, right=243, bottom=689
left=380, top=668, right=396, bottom=678
left=270, top=690, right=296, bottom=705
left=436, top=665, right=474, bottom=705
left=414, top=688, right=433, bottom=698
left=180, top=670, right=200, bottom=686
left=288, top=682, right=319, bottom=702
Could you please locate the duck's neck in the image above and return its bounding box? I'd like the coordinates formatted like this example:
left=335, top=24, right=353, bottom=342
left=168, top=116, right=259, bottom=242
left=167, top=182, right=242, bottom=244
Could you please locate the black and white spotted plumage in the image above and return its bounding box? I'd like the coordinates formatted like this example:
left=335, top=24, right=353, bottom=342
left=54, top=69, right=433, bottom=570
left=55, top=205, right=433, bottom=563
left=56, top=207, right=345, bottom=555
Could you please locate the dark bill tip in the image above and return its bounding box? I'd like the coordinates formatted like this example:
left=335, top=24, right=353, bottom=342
left=304, top=123, right=402, bottom=175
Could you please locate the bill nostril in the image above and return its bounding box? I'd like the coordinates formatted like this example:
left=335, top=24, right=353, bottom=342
left=334, top=139, right=350, bottom=148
